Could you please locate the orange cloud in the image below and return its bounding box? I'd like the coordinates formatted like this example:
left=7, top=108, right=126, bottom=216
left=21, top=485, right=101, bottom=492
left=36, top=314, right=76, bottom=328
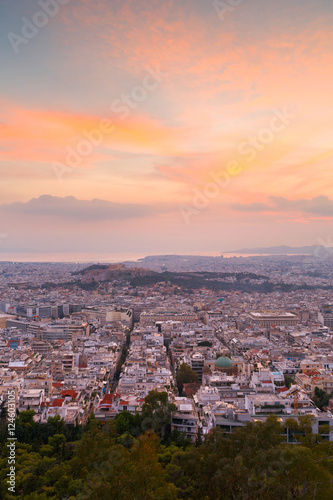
left=0, top=101, right=186, bottom=166
left=2, top=0, right=333, bottom=213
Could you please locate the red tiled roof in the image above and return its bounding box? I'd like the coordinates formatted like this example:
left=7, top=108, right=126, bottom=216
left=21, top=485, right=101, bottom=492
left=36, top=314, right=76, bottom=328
left=61, top=390, right=78, bottom=399
left=100, top=394, right=115, bottom=405
left=102, top=394, right=114, bottom=402
left=304, top=370, right=320, bottom=377
left=51, top=398, right=65, bottom=407
left=277, top=387, right=289, bottom=393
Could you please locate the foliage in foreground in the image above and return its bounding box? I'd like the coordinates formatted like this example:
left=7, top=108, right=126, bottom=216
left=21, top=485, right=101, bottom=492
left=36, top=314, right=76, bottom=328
left=1, top=409, right=333, bottom=499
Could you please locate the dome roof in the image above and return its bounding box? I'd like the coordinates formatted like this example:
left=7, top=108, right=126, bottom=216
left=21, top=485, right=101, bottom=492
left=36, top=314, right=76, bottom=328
left=215, top=356, right=233, bottom=368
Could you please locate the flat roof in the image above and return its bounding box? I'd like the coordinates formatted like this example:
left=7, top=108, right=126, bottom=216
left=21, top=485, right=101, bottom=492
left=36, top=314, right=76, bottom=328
left=179, top=404, right=193, bottom=411
left=249, top=312, right=297, bottom=318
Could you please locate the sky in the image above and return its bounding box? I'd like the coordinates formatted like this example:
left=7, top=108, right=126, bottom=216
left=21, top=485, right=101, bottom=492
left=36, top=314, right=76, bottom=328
left=1, top=0, right=333, bottom=258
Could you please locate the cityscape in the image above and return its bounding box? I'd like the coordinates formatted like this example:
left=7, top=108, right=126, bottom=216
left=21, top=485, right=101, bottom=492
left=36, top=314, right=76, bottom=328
left=1, top=254, right=333, bottom=496
left=1, top=0, right=333, bottom=498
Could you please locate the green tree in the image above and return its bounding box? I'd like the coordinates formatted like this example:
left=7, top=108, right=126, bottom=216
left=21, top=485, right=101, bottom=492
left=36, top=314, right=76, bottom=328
left=176, top=363, right=198, bottom=394
left=275, top=445, right=333, bottom=499
left=313, top=386, right=332, bottom=410
left=141, top=391, right=176, bottom=440
left=285, top=417, right=300, bottom=443
left=77, top=433, right=177, bottom=500
left=114, top=410, right=141, bottom=437
left=48, top=434, right=67, bottom=458
left=284, top=375, right=295, bottom=388
left=0, top=402, right=7, bottom=421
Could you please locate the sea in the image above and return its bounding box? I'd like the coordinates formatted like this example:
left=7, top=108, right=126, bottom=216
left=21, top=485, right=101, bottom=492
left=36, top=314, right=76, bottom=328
left=0, top=251, right=311, bottom=263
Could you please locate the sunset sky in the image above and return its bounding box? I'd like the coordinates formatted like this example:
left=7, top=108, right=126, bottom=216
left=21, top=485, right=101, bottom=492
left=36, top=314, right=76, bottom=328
left=1, top=0, right=333, bottom=258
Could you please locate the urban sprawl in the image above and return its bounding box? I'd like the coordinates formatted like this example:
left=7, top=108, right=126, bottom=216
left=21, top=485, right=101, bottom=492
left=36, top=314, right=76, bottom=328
left=1, top=254, right=333, bottom=442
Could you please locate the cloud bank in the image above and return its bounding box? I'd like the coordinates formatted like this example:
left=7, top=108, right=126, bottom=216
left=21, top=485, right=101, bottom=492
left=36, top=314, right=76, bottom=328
left=0, top=195, right=169, bottom=221
left=232, top=196, right=333, bottom=217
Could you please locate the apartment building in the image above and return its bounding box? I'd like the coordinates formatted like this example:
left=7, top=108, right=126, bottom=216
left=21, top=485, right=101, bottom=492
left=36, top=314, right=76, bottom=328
left=171, top=397, right=199, bottom=442
left=248, top=311, right=299, bottom=328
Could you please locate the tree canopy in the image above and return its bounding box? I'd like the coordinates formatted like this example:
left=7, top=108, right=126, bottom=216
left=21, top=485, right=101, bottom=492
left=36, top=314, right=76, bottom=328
left=176, top=363, right=199, bottom=394
left=2, top=406, right=333, bottom=498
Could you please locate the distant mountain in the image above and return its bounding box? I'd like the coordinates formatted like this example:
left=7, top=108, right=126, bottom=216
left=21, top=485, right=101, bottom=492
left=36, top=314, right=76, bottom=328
left=224, top=245, right=332, bottom=255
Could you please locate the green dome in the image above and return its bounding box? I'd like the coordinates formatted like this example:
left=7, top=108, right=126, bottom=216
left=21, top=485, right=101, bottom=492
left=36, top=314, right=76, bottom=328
left=215, top=356, right=233, bottom=368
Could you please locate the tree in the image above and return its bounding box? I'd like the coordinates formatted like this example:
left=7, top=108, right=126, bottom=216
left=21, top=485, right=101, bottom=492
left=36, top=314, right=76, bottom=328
left=313, top=386, right=332, bottom=410
left=0, top=402, right=7, bottom=421
left=48, top=434, right=67, bottom=458
left=141, top=391, right=176, bottom=440
left=197, top=341, right=212, bottom=347
left=176, top=363, right=198, bottom=395
left=284, top=375, right=295, bottom=388
left=195, top=426, right=204, bottom=447
left=114, top=411, right=141, bottom=437
left=16, top=409, right=35, bottom=425
left=76, top=433, right=177, bottom=500
left=275, top=445, right=333, bottom=499
left=285, top=418, right=299, bottom=443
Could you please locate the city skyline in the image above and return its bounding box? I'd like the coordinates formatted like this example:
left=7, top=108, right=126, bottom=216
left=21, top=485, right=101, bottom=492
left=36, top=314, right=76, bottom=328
left=1, top=0, right=333, bottom=256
